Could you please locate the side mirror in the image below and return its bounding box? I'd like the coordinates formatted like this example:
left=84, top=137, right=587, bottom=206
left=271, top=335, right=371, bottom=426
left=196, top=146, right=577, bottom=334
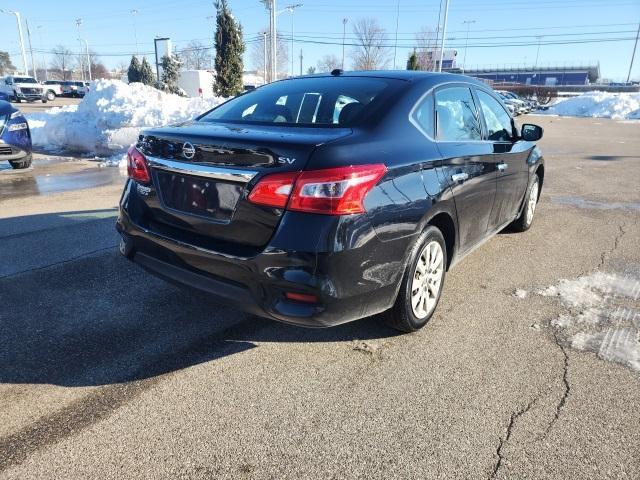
left=521, top=123, right=543, bottom=141
left=5, top=79, right=12, bottom=85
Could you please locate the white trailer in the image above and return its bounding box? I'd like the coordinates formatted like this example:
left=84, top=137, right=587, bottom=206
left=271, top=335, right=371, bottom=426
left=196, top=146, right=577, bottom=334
left=178, top=70, right=215, bottom=98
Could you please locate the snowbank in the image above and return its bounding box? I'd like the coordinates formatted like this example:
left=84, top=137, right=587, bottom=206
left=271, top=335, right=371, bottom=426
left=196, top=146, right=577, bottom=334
left=27, top=80, right=226, bottom=156
left=543, top=91, right=640, bottom=120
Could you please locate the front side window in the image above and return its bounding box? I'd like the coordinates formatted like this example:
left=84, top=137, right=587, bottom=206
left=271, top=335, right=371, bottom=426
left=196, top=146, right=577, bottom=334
left=199, top=77, right=401, bottom=127
left=434, top=87, right=481, bottom=141
left=477, top=90, right=514, bottom=142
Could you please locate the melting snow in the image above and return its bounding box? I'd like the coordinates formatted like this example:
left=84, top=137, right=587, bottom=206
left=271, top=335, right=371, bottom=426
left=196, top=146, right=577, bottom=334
left=542, top=92, right=640, bottom=120
left=26, top=80, right=226, bottom=156
left=540, top=272, right=640, bottom=372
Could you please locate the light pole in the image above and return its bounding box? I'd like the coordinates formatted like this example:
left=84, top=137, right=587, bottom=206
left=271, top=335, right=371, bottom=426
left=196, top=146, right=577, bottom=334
left=279, top=4, right=302, bottom=78
left=461, top=20, right=475, bottom=74
left=36, top=25, right=48, bottom=80
left=534, top=35, right=543, bottom=70
left=131, top=9, right=140, bottom=56
left=627, top=21, right=640, bottom=83
left=75, top=18, right=85, bottom=81
left=262, top=31, right=268, bottom=83
left=80, top=38, right=92, bottom=81
left=438, top=0, right=450, bottom=72
left=342, top=18, right=348, bottom=70
left=1, top=9, right=29, bottom=75
left=25, top=19, right=37, bottom=80
left=393, top=0, right=400, bottom=69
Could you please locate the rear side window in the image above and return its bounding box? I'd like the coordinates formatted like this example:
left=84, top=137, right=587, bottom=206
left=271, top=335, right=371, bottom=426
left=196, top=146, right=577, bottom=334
left=199, top=77, right=401, bottom=127
left=477, top=90, right=514, bottom=141
left=411, top=93, right=435, bottom=139
left=434, top=87, right=482, bottom=141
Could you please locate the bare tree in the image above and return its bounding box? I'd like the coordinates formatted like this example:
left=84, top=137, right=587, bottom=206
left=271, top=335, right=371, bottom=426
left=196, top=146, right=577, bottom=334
left=251, top=30, right=289, bottom=80
left=316, top=54, right=340, bottom=73
left=350, top=18, right=391, bottom=70
left=50, top=46, right=73, bottom=80
left=180, top=40, right=211, bottom=70
left=415, top=27, right=439, bottom=71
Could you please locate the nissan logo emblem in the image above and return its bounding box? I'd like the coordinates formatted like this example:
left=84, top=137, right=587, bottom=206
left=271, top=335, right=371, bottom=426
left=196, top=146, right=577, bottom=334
left=182, top=142, right=196, bottom=159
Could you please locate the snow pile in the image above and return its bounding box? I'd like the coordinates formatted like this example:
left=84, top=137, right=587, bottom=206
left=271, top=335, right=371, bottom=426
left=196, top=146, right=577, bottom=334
left=27, top=79, right=226, bottom=155
left=539, top=272, right=640, bottom=372
left=544, top=91, right=640, bottom=120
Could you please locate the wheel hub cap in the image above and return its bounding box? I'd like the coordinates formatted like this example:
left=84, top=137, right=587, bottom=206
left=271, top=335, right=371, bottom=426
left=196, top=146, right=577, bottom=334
left=411, top=241, right=445, bottom=319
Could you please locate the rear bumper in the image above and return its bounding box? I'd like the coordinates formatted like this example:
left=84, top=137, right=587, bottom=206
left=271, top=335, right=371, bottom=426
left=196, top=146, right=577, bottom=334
left=116, top=182, right=412, bottom=327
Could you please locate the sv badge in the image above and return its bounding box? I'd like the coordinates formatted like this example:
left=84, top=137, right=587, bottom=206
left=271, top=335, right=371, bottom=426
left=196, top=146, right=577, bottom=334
left=277, top=156, right=296, bottom=165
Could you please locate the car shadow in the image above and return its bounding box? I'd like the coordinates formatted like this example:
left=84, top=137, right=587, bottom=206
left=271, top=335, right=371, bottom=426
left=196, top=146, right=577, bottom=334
left=0, top=210, right=400, bottom=388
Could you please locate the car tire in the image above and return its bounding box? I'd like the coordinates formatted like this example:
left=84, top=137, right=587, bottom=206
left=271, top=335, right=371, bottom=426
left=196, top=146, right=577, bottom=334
left=510, top=175, right=540, bottom=232
left=9, top=155, right=32, bottom=169
left=383, top=226, right=447, bottom=333
left=42, top=98, right=48, bottom=104
left=46, top=90, right=55, bottom=101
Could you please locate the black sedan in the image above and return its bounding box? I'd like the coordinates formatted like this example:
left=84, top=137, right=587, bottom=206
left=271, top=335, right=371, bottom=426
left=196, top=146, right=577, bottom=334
left=117, top=71, right=544, bottom=332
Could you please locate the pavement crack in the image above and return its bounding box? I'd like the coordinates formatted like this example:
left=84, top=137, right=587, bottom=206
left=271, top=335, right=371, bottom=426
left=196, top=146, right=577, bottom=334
left=540, top=331, right=571, bottom=439
left=598, top=222, right=626, bottom=270
left=489, top=397, right=538, bottom=479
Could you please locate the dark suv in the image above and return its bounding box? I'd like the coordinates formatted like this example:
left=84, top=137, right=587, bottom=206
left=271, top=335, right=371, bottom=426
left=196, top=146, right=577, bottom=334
left=117, top=71, right=544, bottom=332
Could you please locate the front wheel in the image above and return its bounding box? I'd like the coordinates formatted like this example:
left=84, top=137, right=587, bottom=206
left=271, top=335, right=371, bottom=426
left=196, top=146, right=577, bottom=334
left=384, top=226, right=447, bottom=333
left=510, top=175, right=540, bottom=232
left=45, top=90, right=55, bottom=101
left=9, top=154, right=32, bottom=169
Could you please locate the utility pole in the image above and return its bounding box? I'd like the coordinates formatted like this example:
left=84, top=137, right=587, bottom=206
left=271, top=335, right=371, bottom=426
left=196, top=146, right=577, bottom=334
left=81, top=38, right=92, bottom=81
left=461, top=20, right=475, bottom=74
left=438, top=0, right=450, bottom=72
left=433, top=0, right=443, bottom=72
left=299, top=49, right=303, bottom=76
left=25, top=19, right=37, bottom=80
left=627, top=21, right=640, bottom=83
left=271, top=0, right=277, bottom=81
left=393, top=0, right=400, bottom=69
left=1, top=10, right=29, bottom=75
left=342, top=18, right=348, bottom=70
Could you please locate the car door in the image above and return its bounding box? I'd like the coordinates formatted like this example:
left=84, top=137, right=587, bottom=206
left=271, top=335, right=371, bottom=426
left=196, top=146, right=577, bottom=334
left=433, top=85, right=498, bottom=253
left=474, top=88, right=532, bottom=229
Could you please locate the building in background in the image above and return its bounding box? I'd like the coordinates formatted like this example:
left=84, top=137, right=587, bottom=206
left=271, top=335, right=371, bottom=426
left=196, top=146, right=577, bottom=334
left=459, top=64, right=600, bottom=86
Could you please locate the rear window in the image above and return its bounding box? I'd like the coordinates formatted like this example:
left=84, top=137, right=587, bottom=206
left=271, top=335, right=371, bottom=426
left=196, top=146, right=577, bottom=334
left=199, top=77, right=402, bottom=127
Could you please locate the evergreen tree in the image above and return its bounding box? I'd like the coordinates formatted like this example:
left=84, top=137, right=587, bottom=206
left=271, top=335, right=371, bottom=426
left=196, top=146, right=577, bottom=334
left=306, top=66, right=316, bottom=75
left=161, top=54, right=182, bottom=94
left=407, top=49, right=421, bottom=70
left=127, top=55, right=142, bottom=83
left=139, top=57, right=155, bottom=86
left=213, top=0, right=245, bottom=97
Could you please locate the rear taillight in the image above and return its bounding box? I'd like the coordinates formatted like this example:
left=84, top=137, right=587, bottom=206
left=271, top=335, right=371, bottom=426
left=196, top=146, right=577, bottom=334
left=248, top=171, right=300, bottom=208
left=127, top=144, right=151, bottom=183
left=248, top=164, right=386, bottom=215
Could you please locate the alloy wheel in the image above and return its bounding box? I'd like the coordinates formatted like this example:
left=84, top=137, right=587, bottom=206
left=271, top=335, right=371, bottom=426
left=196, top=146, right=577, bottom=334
left=411, top=241, right=445, bottom=319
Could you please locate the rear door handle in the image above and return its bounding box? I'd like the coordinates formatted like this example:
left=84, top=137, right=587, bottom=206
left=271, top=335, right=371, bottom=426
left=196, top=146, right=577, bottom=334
left=497, top=163, right=508, bottom=172
left=451, top=172, right=469, bottom=183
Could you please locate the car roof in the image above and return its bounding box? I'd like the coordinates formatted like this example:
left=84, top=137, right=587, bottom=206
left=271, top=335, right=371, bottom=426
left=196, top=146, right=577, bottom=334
left=284, top=70, right=488, bottom=86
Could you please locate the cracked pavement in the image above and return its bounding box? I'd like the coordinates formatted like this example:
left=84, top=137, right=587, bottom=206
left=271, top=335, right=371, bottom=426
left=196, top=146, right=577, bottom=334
left=0, top=116, right=639, bottom=479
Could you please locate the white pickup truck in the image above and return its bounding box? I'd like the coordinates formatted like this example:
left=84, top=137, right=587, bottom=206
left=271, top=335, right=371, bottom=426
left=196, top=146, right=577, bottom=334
left=0, top=75, right=47, bottom=103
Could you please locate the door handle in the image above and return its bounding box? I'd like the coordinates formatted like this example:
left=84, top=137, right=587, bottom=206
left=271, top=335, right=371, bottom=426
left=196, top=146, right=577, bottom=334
left=451, top=172, right=469, bottom=183
left=497, top=163, right=508, bottom=172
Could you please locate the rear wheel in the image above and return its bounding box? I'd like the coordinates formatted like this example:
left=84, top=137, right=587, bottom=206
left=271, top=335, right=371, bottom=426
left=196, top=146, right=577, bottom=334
left=510, top=175, right=540, bottom=232
left=45, top=90, right=56, bottom=101
left=384, top=226, right=447, bottom=333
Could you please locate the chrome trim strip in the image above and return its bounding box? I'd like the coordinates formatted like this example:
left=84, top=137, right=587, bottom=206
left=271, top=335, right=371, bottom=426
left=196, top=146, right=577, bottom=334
left=146, top=155, right=258, bottom=183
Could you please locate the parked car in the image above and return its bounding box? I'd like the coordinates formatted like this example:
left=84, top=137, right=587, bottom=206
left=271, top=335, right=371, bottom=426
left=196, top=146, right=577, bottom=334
left=42, top=80, right=63, bottom=101
left=117, top=71, right=545, bottom=332
left=497, top=92, right=527, bottom=115
left=61, top=81, right=88, bottom=98
left=0, top=75, right=47, bottom=103
left=0, top=100, right=32, bottom=169
left=498, top=91, right=536, bottom=112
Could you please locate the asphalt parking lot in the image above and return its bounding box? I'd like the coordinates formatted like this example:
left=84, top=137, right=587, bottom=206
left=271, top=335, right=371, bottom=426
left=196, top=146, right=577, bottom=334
left=0, top=115, right=638, bottom=479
